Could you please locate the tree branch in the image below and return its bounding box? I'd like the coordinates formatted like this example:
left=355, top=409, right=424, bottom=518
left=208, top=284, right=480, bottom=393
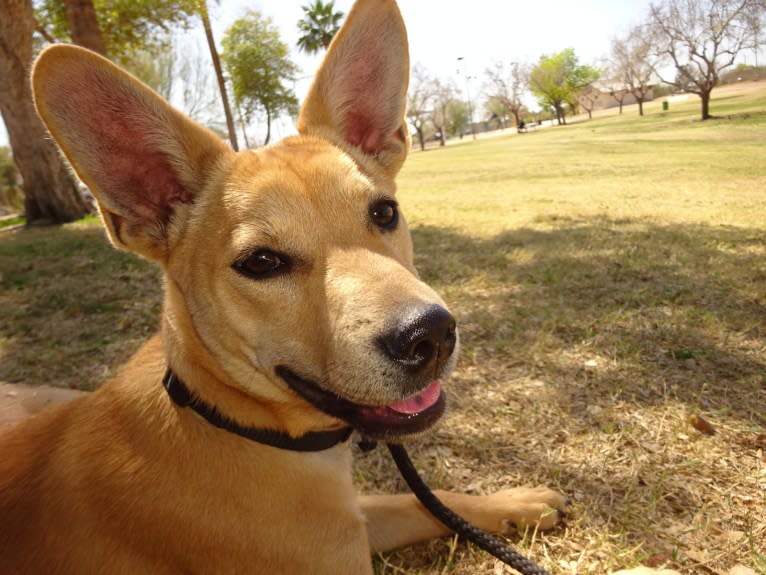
left=32, top=16, right=57, bottom=44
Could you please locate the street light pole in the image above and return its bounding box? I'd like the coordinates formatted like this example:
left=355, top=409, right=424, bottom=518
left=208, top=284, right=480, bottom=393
left=457, top=56, right=476, bottom=140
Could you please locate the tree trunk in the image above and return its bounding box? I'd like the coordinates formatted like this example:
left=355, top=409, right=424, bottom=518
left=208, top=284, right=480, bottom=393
left=236, top=105, right=250, bottom=149
left=199, top=0, right=238, bottom=151
left=0, top=0, right=90, bottom=224
left=638, top=99, right=644, bottom=116
left=264, top=107, right=271, bottom=146
left=700, top=91, right=711, bottom=120
left=436, top=111, right=445, bottom=146
left=63, top=0, right=106, bottom=55
left=416, top=128, right=425, bottom=151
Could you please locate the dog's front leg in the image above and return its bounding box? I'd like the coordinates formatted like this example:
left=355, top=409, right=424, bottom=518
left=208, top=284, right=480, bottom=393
left=361, top=487, right=567, bottom=553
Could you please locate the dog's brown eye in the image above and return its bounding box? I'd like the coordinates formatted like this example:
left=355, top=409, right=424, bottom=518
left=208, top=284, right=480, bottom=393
left=234, top=250, right=289, bottom=280
left=370, top=199, right=399, bottom=230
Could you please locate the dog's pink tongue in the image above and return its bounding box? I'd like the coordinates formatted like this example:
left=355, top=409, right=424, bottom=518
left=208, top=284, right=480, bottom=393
left=387, top=381, right=441, bottom=414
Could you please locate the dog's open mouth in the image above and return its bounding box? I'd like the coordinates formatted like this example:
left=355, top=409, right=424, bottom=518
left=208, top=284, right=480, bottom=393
left=275, top=366, right=446, bottom=438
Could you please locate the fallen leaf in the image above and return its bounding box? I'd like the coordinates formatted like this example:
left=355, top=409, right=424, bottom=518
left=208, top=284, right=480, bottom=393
left=644, top=553, right=673, bottom=567
left=688, top=413, right=716, bottom=435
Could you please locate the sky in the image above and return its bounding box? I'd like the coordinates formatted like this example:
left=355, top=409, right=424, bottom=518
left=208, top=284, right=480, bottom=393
left=251, top=0, right=648, bottom=70
left=222, top=0, right=650, bottom=76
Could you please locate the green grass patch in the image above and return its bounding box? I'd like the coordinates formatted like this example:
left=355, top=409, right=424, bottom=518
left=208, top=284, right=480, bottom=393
left=0, top=216, right=25, bottom=229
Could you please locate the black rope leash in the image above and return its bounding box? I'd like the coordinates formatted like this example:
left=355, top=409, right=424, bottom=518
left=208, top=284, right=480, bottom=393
left=386, top=443, right=552, bottom=575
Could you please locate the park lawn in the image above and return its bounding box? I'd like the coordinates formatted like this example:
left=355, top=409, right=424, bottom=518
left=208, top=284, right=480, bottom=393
left=1, top=83, right=765, bottom=574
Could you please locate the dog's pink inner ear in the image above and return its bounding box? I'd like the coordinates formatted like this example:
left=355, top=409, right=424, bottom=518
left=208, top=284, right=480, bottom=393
left=93, top=125, right=190, bottom=226
left=336, top=39, right=406, bottom=155
left=50, top=67, right=192, bottom=227
left=336, top=67, right=405, bottom=156
left=344, top=110, right=386, bottom=155
left=93, top=104, right=187, bottom=223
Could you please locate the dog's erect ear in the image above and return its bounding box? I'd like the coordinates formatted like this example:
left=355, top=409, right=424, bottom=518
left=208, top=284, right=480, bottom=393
left=297, top=0, right=409, bottom=178
left=32, top=45, right=229, bottom=261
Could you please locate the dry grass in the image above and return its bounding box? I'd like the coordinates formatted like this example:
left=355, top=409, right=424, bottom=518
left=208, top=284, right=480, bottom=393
left=0, top=85, right=764, bottom=574
left=362, top=86, right=766, bottom=574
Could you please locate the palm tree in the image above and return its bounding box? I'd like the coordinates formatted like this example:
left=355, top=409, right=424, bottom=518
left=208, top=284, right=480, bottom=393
left=296, top=0, right=343, bottom=54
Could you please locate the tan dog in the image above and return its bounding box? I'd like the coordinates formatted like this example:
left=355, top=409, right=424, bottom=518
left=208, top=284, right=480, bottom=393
left=0, top=0, right=567, bottom=572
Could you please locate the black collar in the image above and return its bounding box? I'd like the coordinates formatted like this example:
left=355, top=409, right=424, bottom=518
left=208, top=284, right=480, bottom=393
left=162, top=370, right=353, bottom=452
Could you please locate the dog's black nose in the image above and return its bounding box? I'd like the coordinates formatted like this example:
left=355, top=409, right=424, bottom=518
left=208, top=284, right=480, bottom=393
left=380, top=304, right=457, bottom=374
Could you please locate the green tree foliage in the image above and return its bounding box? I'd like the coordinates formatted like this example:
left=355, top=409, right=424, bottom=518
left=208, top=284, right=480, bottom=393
left=0, top=146, right=22, bottom=213
left=0, top=147, right=18, bottom=189
left=445, top=100, right=470, bottom=138
left=221, top=10, right=299, bottom=146
left=35, top=0, right=199, bottom=63
left=296, top=0, right=344, bottom=54
left=529, top=48, right=599, bottom=125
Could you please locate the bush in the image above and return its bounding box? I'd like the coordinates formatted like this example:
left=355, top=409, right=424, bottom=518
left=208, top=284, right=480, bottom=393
left=0, top=146, right=23, bottom=214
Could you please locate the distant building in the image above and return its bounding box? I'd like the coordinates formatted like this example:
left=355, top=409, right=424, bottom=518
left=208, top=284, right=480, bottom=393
left=587, top=83, right=655, bottom=110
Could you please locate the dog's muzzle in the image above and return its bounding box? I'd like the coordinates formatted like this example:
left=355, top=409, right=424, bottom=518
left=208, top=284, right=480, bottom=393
left=278, top=303, right=458, bottom=440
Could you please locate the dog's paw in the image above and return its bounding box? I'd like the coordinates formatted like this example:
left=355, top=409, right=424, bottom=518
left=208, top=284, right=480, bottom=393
left=486, top=486, right=569, bottom=533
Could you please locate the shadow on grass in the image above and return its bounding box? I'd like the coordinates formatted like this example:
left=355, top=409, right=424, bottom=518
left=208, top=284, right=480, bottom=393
left=368, top=216, right=765, bottom=571
left=413, top=215, right=765, bottom=420
left=0, top=224, right=161, bottom=389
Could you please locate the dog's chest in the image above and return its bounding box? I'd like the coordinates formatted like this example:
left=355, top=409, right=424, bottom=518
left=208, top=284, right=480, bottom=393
left=169, top=445, right=373, bottom=573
